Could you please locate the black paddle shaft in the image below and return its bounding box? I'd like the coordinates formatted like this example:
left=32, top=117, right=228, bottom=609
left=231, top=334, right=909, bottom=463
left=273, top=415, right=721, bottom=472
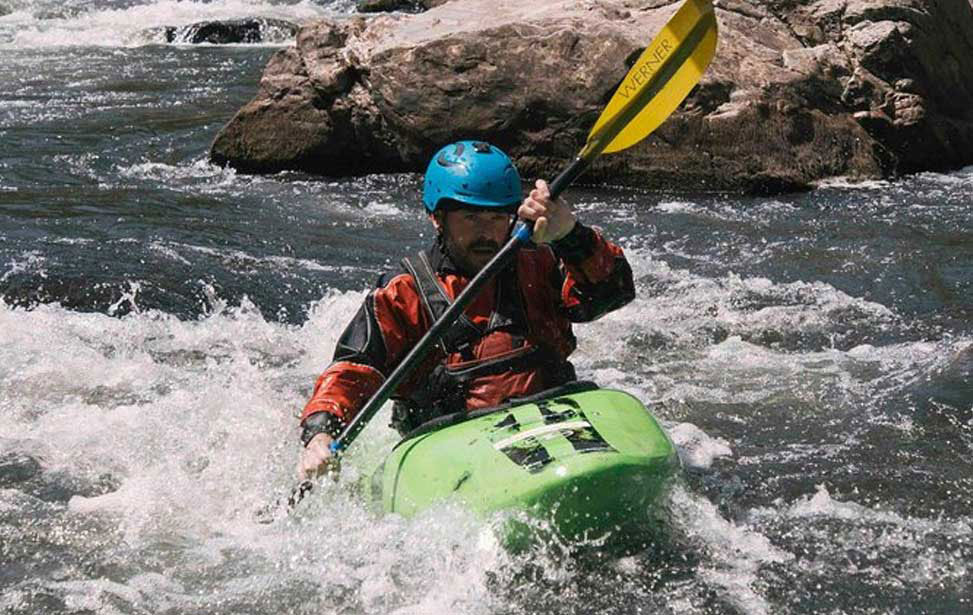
left=333, top=156, right=589, bottom=451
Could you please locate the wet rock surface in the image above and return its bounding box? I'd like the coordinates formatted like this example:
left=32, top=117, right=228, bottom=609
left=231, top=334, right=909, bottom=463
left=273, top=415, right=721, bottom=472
left=0, top=452, right=42, bottom=487
left=211, top=0, right=973, bottom=193
left=356, top=0, right=447, bottom=13
left=0, top=448, right=121, bottom=504
left=154, top=18, right=299, bottom=45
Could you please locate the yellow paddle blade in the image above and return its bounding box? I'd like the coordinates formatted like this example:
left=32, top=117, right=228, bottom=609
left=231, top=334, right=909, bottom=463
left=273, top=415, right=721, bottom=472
left=585, top=0, right=718, bottom=156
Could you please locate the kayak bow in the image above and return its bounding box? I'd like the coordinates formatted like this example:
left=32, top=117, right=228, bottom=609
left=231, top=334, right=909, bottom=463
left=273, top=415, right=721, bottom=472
left=370, top=383, right=680, bottom=551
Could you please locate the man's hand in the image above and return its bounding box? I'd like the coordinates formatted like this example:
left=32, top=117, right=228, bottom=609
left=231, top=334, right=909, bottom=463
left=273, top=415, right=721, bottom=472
left=297, top=433, right=339, bottom=480
left=518, top=179, right=576, bottom=244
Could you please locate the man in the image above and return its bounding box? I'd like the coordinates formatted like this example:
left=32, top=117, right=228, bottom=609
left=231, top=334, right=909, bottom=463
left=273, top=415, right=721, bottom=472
left=297, top=140, right=635, bottom=479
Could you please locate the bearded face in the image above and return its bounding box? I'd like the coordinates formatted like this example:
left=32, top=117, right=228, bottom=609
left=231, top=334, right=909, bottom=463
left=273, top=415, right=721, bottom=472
left=433, top=207, right=514, bottom=276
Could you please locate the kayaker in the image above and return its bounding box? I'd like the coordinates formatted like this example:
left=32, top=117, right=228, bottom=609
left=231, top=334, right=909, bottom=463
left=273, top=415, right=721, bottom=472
left=297, top=141, right=635, bottom=479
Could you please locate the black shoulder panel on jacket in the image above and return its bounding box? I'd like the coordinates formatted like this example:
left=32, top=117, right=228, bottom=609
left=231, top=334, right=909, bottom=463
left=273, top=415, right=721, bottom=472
left=332, top=290, right=388, bottom=368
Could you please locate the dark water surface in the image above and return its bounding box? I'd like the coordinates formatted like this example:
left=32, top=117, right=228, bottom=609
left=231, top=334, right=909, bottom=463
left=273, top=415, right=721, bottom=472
left=2, top=2, right=972, bottom=614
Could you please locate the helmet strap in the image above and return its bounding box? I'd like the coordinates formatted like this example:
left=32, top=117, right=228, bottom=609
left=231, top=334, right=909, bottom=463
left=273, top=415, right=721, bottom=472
left=433, top=215, right=475, bottom=276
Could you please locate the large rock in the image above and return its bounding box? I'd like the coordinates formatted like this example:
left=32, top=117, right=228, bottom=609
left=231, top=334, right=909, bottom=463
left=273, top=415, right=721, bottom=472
left=210, top=0, right=973, bottom=193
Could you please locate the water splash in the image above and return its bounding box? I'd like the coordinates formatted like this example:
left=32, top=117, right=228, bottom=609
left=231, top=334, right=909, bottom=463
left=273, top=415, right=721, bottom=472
left=0, top=0, right=340, bottom=48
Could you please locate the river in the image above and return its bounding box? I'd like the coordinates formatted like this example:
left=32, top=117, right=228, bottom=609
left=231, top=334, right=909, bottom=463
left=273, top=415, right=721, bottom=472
left=2, top=1, right=972, bottom=613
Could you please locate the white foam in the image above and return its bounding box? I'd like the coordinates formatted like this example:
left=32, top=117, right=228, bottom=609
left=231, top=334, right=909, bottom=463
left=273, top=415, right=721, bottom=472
left=118, top=158, right=239, bottom=185
left=1, top=291, right=409, bottom=546
left=670, top=486, right=793, bottom=615
left=164, top=243, right=368, bottom=276
left=147, top=241, right=193, bottom=265
left=746, top=484, right=973, bottom=587
left=910, top=165, right=973, bottom=188
left=569, top=248, right=905, bottom=410
left=789, top=484, right=972, bottom=534
left=620, top=248, right=897, bottom=343
left=813, top=176, right=892, bottom=190
left=655, top=200, right=700, bottom=215
left=652, top=198, right=800, bottom=226
left=668, top=422, right=733, bottom=469
left=0, top=0, right=338, bottom=49
left=0, top=249, right=48, bottom=283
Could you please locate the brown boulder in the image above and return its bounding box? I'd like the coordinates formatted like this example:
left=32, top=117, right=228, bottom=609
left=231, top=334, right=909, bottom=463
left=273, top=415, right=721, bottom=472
left=210, top=0, right=973, bottom=193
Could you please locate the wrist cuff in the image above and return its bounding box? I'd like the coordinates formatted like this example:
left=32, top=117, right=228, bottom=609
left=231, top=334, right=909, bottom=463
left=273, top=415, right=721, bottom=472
left=300, top=412, right=345, bottom=447
left=551, top=221, right=596, bottom=263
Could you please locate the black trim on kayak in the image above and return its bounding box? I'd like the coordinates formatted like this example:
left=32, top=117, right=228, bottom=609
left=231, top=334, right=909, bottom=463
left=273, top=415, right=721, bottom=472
left=393, top=380, right=601, bottom=447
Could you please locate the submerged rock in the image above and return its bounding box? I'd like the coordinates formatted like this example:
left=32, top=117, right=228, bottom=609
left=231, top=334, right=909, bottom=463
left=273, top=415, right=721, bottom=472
left=210, top=0, right=973, bottom=193
left=156, top=18, right=299, bottom=45
left=910, top=344, right=973, bottom=420
left=357, top=0, right=451, bottom=13
left=0, top=452, right=42, bottom=487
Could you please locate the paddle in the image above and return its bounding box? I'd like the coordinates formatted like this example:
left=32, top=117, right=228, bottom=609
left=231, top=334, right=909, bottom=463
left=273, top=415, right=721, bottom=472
left=279, top=0, right=718, bottom=516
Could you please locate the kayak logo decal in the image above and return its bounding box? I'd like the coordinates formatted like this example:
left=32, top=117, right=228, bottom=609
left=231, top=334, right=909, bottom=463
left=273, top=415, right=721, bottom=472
left=499, top=436, right=553, bottom=474
left=493, top=420, right=593, bottom=450
left=493, top=413, right=519, bottom=430
left=538, top=398, right=614, bottom=454
left=492, top=398, right=617, bottom=472
left=540, top=396, right=582, bottom=424
left=563, top=424, right=614, bottom=454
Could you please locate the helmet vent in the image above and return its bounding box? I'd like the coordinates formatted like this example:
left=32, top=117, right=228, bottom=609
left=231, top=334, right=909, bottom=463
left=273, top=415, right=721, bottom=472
left=422, top=140, right=522, bottom=213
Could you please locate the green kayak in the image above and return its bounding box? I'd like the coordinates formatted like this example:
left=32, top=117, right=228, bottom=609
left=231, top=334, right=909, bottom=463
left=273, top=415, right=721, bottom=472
left=369, top=382, right=680, bottom=551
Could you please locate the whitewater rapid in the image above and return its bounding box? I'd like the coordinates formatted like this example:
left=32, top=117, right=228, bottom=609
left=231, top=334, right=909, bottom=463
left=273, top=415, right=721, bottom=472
left=3, top=1, right=972, bottom=608
left=0, top=0, right=348, bottom=48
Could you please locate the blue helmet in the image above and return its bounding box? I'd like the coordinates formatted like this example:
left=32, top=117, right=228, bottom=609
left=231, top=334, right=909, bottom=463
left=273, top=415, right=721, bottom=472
left=422, top=141, right=522, bottom=213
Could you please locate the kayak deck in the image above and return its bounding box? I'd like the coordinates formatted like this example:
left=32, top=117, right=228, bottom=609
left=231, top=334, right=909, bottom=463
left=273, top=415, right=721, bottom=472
left=372, top=384, right=680, bottom=550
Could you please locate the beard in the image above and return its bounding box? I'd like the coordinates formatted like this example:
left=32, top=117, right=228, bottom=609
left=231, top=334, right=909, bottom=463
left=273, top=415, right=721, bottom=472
left=440, top=234, right=501, bottom=277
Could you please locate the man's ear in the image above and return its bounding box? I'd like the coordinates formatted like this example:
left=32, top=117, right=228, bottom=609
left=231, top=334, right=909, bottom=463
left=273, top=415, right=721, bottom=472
left=429, top=211, right=444, bottom=232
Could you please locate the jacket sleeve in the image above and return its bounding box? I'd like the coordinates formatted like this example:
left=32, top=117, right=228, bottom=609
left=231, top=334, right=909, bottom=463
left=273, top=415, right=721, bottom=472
left=299, top=274, right=427, bottom=441
left=550, top=221, right=636, bottom=322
